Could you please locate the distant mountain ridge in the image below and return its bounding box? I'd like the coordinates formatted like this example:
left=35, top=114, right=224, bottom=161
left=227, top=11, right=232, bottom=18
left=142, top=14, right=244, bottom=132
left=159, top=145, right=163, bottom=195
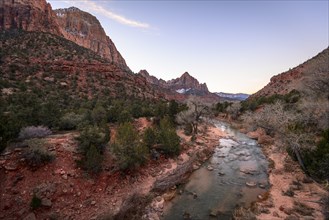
left=1, top=0, right=223, bottom=103
left=215, top=92, right=249, bottom=101
left=138, top=70, right=220, bottom=101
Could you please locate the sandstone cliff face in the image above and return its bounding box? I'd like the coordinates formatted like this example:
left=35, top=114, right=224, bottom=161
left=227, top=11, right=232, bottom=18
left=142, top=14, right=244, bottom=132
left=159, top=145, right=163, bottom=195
left=0, top=0, right=62, bottom=35
left=0, top=0, right=129, bottom=71
left=250, top=48, right=329, bottom=99
left=54, top=7, right=129, bottom=71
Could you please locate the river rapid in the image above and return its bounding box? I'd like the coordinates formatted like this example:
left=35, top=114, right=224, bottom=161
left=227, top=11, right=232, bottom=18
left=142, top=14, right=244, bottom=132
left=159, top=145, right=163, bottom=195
left=163, top=121, right=269, bottom=219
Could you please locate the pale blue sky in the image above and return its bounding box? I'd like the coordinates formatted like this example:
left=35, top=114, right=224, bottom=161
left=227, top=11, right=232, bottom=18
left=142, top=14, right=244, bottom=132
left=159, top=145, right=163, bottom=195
left=48, top=0, right=329, bottom=94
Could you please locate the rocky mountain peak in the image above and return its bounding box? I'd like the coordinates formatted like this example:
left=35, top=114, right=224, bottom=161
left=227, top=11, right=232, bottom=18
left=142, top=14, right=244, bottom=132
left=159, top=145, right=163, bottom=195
left=181, top=72, right=191, bottom=78
left=168, top=72, right=209, bottom=93
left=138, top=70, right=216, bottom=100
left=138, top=70, right=165, bottom=85
left=139, top=69, right=150, bottom=77
left=0, top=0, right=129, bottom=71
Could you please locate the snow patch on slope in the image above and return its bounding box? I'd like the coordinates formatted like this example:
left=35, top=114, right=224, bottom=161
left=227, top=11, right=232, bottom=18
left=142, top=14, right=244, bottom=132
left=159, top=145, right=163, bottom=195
left=176, top=88, right=191, bottom=94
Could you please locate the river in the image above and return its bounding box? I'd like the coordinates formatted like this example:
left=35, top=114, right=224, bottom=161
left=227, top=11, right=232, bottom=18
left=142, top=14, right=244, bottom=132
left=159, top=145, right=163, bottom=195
left=163, top=121, right=269, bottom=219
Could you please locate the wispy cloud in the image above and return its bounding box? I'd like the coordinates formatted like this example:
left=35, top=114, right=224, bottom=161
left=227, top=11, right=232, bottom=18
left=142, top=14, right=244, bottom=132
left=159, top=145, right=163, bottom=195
left=60, top=0, right=150, bottom=29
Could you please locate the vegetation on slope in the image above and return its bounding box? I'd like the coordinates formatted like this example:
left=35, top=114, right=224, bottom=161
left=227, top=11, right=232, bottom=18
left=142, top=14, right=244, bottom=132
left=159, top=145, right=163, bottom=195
left=0, top=30, right=185, bottom=176
left=239, top=59, right=329, bottom=184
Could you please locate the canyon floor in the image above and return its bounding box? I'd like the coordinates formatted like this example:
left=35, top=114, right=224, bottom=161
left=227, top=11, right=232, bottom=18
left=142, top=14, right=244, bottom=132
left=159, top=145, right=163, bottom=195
left=239, top=123, right=328, bottom=220
left=0, top=118, right=225, bottom=220
left=1, top=118, right=327, bottom=220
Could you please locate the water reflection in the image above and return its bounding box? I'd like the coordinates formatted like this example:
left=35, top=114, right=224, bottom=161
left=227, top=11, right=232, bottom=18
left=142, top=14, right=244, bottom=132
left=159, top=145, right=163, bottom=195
left=163, top=121, right=269, bottom=220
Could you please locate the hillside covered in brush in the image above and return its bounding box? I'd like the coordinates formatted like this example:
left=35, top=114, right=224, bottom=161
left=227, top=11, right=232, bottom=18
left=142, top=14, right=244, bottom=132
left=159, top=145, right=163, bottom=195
left=239, top=48, right=329, bottom=183
left=0, top=30, right=171, bottom=151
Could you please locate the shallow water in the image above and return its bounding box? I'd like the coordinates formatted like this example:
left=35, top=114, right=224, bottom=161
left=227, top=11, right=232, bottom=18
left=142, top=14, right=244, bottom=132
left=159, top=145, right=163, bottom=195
left=163, top=121, right=269, bottom=220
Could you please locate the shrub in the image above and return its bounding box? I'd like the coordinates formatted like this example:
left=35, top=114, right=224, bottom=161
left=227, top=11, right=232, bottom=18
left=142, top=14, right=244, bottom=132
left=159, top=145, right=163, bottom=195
left=77, top=125, right=109, bottom=154
left=117, top=110, right=132, bottom=124
left=18, top=126, right=52, bottom=140
left=112, top=122, right=148, bottom=170
left=22, top=139, right=55, bottom=168
left=302, top=129, right=329, bottom=181
left=142, top=127, right=157, bottom=149
left=59, top=112, right=84, bottom=130
left=157, top=117, right=180, bottom=156
left=91, top=105, right=107, bottom=126
left=30, top=194, right=42, bottom=210
left=76, top=125, right=109, bottom=173
left=83, top=144, right=103, bottom=173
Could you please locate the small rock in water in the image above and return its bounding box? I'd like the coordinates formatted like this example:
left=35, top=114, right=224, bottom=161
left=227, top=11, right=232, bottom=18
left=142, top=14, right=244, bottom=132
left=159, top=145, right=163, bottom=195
left=209, top=210, right=217, bottom=217
left=183, top=211, right=191, bottom=219
left=207, top=165, right=214, bottom=171
left=246, top=181, right=257, bottom=187
left=218, top=171, right=225, bottom=176
left=259, top=183, right=266, bottom=189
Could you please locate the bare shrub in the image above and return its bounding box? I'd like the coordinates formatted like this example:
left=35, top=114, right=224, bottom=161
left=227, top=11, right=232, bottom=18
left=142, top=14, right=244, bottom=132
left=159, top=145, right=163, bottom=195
left=176, top=96, right=210, bottom=135
left=18, top=126, right=52, bottom=140
left=232, top=206, right=256, bottom=220
left=226, top=102, right=241, bottom=120
left=292, top=201, right=314, bottom=216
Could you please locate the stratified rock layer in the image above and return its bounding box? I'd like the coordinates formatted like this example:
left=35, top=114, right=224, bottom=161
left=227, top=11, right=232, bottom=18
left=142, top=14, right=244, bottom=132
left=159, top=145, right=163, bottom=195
left=55, top=7, right=129, bottom=70
left=0, top=0, right=129, bottom=70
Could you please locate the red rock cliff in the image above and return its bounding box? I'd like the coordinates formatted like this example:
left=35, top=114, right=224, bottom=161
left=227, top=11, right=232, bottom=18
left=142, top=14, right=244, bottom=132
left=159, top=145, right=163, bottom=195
left=0, top=0, right=129, bottom=71
left=54, top=7, right=129, bottom=71
left=0, top=0, right=62, bottom=35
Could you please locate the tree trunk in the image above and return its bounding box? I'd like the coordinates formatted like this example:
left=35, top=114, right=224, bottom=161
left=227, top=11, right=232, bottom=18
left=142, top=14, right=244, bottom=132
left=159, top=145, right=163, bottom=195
left=294, top=148, right=307, bottom=172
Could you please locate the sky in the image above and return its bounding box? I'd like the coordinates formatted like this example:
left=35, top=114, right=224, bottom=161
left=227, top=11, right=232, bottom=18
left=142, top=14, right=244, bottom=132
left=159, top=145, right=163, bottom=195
left=48, top=0, right=329, bottom=94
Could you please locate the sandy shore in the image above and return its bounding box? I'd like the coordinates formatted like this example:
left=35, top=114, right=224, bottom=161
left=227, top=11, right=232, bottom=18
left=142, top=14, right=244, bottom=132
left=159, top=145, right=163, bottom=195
left=255, top=144, right=328, bottom=219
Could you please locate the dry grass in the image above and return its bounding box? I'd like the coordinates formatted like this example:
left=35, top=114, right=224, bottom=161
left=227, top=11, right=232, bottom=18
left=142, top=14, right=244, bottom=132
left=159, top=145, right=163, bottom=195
left=292, top=201, right=314, bottom=216
left=232, top=206, right=257, bottom=220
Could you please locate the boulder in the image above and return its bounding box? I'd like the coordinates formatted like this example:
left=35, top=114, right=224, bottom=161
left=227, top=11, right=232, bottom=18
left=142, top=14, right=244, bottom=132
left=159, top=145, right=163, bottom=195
left=41, top=198, right=52, bottom=207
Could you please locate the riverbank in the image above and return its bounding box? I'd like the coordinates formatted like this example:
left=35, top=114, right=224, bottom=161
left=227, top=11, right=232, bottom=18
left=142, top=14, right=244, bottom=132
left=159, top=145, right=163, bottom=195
left=232, top=122, right=328, bottom=219
left=0, top=119, right=226, bottom=220
left=142, top=122, right=227, bottom=220
left=256, top=143, right=328, bottom=220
